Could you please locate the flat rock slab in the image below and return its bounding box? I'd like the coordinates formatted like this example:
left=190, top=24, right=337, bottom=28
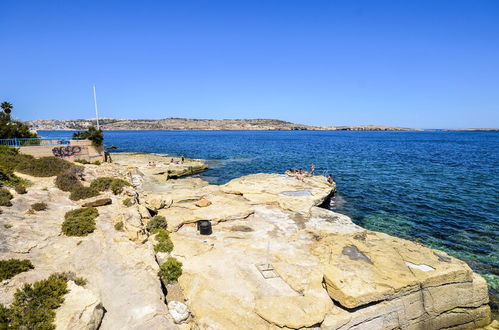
left=221, top=173, right=335, bottom=214
left=314, top=231, right=474, bottom=309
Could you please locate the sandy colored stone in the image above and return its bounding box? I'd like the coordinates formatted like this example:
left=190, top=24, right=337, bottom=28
left=137, top=204, right=151, bottom=219
left=55, top=281, right=104, bottom=330
left=255, top=295, right=329, bottom=328
left=315, top=231, right=474, bottom=309
left=168, top=301, right=190, bottom=324
left=158, top=193, right=254, bottom=231
left=143, top=194, right=173, bottom=211
left=221, top=173, right=335, bottom=214
left=195, top=199, right=211, bottom=207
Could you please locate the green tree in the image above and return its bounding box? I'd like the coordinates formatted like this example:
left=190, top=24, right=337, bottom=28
left=72, top=126, right=104, bottom=147
left=1, top=102, right=13, bottom=117
left=0, top=102, right=37, bottom=140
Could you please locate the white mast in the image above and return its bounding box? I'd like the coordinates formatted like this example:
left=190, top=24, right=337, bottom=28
left=93, top=84, right=100, bottom=130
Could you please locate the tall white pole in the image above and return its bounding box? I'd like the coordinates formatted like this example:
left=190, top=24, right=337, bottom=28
left=93, top=84, right=100, bottom=130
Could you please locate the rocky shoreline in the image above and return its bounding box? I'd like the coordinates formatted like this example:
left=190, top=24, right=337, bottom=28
left=0, top=152, right=496, bottom=329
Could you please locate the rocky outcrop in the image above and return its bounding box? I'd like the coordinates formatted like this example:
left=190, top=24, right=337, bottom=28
left=2, top=153, right=493, bottom=330
left=82, top=198, right=112, bottom=207
left=55, top=281, right=104, bottom=330
left=0, top=168, right=177, bottom=329
left=132, top=171, right=491, bottom=330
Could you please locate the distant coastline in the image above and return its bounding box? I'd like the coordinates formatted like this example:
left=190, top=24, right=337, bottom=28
left=27, top=118, right=497, bottom=131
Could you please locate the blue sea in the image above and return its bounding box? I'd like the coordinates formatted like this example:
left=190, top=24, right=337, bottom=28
left=41, top=130, right=499, bottom=304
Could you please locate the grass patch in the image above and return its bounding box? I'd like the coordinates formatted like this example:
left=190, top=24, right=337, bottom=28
left=0, top=145, right=19, bottom=156
left=0, top=259, right=34, bottom=281
left=69, top=186, right=99, bottom=201
left=62, top=207, right=99, bottom=236
left=0, top=274, right=68, bottom=329
left=31, top=202, right=47, bottom=212
left=16, top=156, right=80, bottom=177
left=89, top=177, right=113, bottom=191
left=55, top=171, right=83, bottom=192
left=74, top=159, right=90, bottom=164
left=90, top=177, right=131, bottom=195
left=159, top=257, right=182, bottom=284
left=0, top=167, right=27, bottom=188
left=146, top=215, right=167, bottom=233
left=114, top=221, right=124, bottom=231
left=0, top=153, right=33, bottom=173
left=74, top=277, right=87, bottom=286
left=122, top=198, right=133, bottom=207
left=153, top=229, right=174, bottom=253
left=0, top=188, right=13, bottom=206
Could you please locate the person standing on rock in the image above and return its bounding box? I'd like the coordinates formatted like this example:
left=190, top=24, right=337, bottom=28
left=327, top=174, right=334, bottom=185
left=310, top=163, right=315, bottom=176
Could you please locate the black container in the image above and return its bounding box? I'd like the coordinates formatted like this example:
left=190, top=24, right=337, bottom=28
left=197, top=220, right=212, bottom=235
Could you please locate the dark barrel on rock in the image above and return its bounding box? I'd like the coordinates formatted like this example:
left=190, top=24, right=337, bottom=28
left=197, top=220, right=212, bottom=235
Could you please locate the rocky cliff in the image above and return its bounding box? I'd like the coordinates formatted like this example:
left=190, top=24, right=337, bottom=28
left=0, top=153, right=494, bottom=329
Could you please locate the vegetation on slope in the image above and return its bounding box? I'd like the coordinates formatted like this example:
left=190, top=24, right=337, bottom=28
left=90, top=177, right=131, bottom=195
left=146, top=215, right=167, bottom=233
left=62, top=207, right=99, bottom=236
left=153, top=229, right=174, bottom=253
left=0, top=259, right=34, bottom=281
left=159, top=257, right=182, bottom=284
left=0, top=274, right=68, bottom=329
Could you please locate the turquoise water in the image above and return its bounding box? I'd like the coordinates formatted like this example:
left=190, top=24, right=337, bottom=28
left=41, top=130, right=499, bottom=304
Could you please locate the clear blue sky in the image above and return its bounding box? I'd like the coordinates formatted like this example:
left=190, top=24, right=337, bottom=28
left=1, top=0, right=498, bottom=128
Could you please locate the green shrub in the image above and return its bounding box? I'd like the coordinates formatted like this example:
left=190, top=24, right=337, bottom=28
left=0, top=188, right=13, bottom=206
left=31, top=202, right=47, bottom=211
left=16, top=156, right=79, bottom=177
left=93, top=160, right=101, bottom=165
left=72, top=126, right=103, bottom=147
left=159, top=257, right=182, bottom=284
left=110, top=179, right=130, bottom=195
left=62, top=207, right=99, bottom=236
left=0, top=304, right=9, bottom=328
left=74, top=277, right=87, bottom=286
left=154, top=229, right=174, bottom=253
left=0, top=259, right=34, bottom=281
left=146, top=215, right=167, bottom=233
left=14, top=185, right=26, bottom=194
left=90, top=177, right=113, bottom=191
left=114, top=221, right=124, bottom=231
left=74, top=159, right=90, bottom=164
left=69, top=186, right=99, bottom=201
left=3, top=224, right=11, bottom=229
left=122, top=198, right=133, bottom=207
left=90, top=177, right=130, bottom=195
left=0, top=145, right=18, bottom=156
left=2, top=274, right=68, bottom=329
left=55, top=171, right=82, bottom=192
left=0, top=167, right=26, bottom=188
left=0, top=153, right=33, bottom=173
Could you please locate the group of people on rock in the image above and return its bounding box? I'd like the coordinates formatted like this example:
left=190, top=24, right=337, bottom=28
left=286, top=163, right=334, bottom=185
left=147, top=155, right=186, bottom=167
left=169, top=156, right=185, bottom=164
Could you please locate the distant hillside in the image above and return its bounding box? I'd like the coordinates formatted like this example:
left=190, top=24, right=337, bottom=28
left=28, top=118, right=418, bottom=131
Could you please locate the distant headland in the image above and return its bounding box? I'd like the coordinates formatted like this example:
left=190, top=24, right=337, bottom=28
left=26, top=118, right=498, bottom=131
left=28, top=118, right=419, bottom=131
